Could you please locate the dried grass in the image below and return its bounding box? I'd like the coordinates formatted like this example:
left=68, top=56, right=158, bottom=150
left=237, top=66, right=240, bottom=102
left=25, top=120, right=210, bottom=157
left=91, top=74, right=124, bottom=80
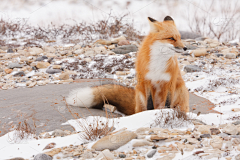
left=150, top=108, right=192, bottom=129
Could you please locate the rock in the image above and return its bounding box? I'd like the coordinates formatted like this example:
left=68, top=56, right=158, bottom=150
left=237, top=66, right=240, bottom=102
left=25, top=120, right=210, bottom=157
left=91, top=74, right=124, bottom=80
left=215, top=53, right=224, bottom=57
left=29, top=47, right=43, bottom=55
left=118, top=40, right=130, bottom=46
left=84, top=58, right=92, bottom=62
left=112, top=45, right=138, bottom=54
left=43, top=46, right=56, bottom=53
left=197, top=125, right=211, bottom=134
left=8, top=63, right=23, bottom=69
left=94, top=46, right=107, bottom=54
left=95, top=39, right=112, bottom=45
left=184, top=44, right=198, bottom=50
left=187, top=138, right=199, bottom=144
left=82, top=151, right=93, bottom=159
left=147, top=149, right=157, bottom=158
left=95, top=149, right=114, bottom=160
left=180, top=31, right=201, bottom=39
left=210, top=137, right=223, bottom=149
left=184, top=65, right=201, bottom=72
left=233, top=138, right=240, bottom=145
left=73, top=49, right=84, bottom=54
left=59, top=72, right=69, bottom=80
left=218, top=133, right=229, bottom=138
left=7, top=48, right=14, bottom=53
left=132, top=139, right=154, bottom=147
left=224, top=141, right=233, bottom=151
left=52, top=129, right=67, bottom=137
left=135, top=127, right=151, bottom=135
left=200, top=134, right=211, bottom=138
left=84, top=50, right=96, bottom=56
left=223, top=123, right=238, bottom=135
left=36, top=62, right=50, bottom=69
left=108, top=45, right=115, bottom=49
left=156, top=153, right=176, bottom=160
left=225, top=53, right=236, bottom=59
left=0, top=68, right=3, bottom=72
left=92, top=130, right=137, bottom=151
left=236, top=154, right=240, bottom=160
left=210, top=128, right=221, bottom=135
left=192, top=119, right=207, bottom=125
left=34, top=153, right=52, bottom=160
left=103, top=104, right=116, bottom=113
left=28, top=81, right=37, bottom=88
left=233, top=121, right=240, bottom=125
left=52, top=65, right=62, bottom=69
left=191, top=49, right=207, bottom=57
left=46, top=53, right=56, bottom=58
left=4, top=68, right=13, bottom=74
left=74, top=44, right=81, bottom=50
left=119, top=153, right=126, bottom=158
left=46, top=69, right=62, bottom=74
left=13, top=71, right=25, bottom=77
left=43, top=142, right=56, bottom=150
left=232, top=108, right=240, bottom=112
left=9, top=158, right=24, bottom=160
left=111, top=36, right=126, bottom=43
left=36, top=56, right=48, bottom=61
left=150, top=134, right=169, bottom=140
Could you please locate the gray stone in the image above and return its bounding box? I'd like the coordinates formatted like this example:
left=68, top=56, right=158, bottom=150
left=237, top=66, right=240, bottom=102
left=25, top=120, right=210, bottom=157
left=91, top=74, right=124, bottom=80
left=36, top=56, right=48, bottom=61
left=7, top=48, right=14, bottom=53
left=200, top=134, right=211, bottom=138
left=236, top=154, right=240, bottom=160
left=179, top=31, right=201, bottom=39
left=232, top=121, right=240, bottom=125
left=82, top=151, right=93, bottom=159
left=119, top=153, right=126, bottom=158
left=184, top=65, right=201, bottom=73
left=185, top=44, right=198, bottom=50
left=195, top=37, right=208, bottom=41
left=147, top=149, right=157, bottom=158
left=46, top=69, right=62, bottom=74
left=218, top=133, right=229, bottom=138
left=112, top=45, right=138, bottom=54
left=13, top=71, right=25, bottom=77
left=215, top=53, right=224, bottom=57
left=34, top=153, right=52, bottom=160
left=8, top=63, right=23, bottom=69
left=52, top=129, right=67, bottom=137
left=9, top=158, right=24, bottom=160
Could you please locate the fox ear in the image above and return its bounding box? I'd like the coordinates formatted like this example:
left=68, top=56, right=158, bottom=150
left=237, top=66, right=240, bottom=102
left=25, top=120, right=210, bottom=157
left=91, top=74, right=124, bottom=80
left=148, top=17, right=159, bottom=32
left=163, top=16, right=174, bottom=21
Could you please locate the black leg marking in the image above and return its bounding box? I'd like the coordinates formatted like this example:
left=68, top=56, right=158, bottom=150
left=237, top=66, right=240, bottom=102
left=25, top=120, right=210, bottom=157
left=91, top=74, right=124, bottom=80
left=147, top=92, right=154, bottom=110
left=165, top=93, right=171, bottom=108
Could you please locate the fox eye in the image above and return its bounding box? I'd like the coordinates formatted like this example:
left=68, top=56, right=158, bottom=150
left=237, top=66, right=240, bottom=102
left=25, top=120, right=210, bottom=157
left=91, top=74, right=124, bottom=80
left=169, top=37, right=175, bottom=41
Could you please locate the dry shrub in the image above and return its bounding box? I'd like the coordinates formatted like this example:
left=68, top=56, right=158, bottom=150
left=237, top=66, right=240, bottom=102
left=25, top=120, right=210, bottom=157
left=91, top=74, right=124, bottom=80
left=7, top=110, right=37, bottom=143
left=187, top=0, right=240, bottom=42
left=58, top=96, right=117, bottom=142
left=0, top=12, right=142, bottom=47
left=150, top=108, right=192, bottom=129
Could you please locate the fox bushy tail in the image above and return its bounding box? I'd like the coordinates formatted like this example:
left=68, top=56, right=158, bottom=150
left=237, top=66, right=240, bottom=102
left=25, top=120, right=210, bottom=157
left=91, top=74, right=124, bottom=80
left=66, top=84, right=135, bottom=115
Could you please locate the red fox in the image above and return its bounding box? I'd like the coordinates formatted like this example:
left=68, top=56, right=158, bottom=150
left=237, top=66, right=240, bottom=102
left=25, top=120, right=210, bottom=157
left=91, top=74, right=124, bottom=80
left=66, top=16, right=189, bottom=115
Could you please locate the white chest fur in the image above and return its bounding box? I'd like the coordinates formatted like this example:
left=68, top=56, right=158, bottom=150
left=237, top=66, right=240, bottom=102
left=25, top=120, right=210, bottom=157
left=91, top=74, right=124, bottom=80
left=146, top=41, right=176, bottom=82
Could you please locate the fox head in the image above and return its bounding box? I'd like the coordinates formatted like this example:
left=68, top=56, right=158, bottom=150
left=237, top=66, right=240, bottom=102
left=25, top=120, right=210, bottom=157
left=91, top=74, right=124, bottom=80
left=147, top=16, right=187, bottom=52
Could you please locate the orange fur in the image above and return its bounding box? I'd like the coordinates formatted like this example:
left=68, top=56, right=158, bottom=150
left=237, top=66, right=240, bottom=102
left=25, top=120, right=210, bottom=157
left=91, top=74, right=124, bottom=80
left=68, top=16, right=189, bottom=115
left=135, top=16, right=189, bottom=113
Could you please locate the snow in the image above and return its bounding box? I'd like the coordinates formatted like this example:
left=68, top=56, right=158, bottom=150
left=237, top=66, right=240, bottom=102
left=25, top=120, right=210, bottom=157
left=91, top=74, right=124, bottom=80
left=0, top=109, right=193, bottom=159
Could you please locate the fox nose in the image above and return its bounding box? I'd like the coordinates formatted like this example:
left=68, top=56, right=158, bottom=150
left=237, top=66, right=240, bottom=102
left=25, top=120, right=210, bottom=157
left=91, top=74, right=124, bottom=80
left=183, top=47, right=187, bottom=51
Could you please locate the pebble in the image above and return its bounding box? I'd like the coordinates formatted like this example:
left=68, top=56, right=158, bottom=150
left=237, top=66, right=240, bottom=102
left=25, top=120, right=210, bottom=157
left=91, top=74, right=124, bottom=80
left=8, top=63, right=23, bottom=69
left=34, top=153, right=52, bottom=160
left=184, top=65, right=201, bottom=72
left=46, top=69, right=62, bottom=74
left=147, top=149, right=157, bottom=158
